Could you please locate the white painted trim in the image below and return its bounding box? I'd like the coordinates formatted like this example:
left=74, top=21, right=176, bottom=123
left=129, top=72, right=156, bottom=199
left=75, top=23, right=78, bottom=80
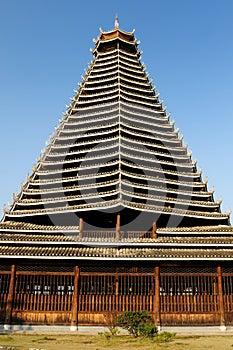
left=3, top=324, right=11, bottom=331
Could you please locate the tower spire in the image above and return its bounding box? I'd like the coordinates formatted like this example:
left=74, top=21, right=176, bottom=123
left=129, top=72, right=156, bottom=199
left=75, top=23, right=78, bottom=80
left=114, top=13, right=119, bottom=29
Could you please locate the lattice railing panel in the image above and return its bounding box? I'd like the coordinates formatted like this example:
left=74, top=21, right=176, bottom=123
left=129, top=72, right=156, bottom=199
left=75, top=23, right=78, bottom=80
left=160, top=266, right=217, bottom=274
left=17, top=264, right=74, bottom=273
left=0, top=273, right=11, bottom=311
left=160, top=274, right=219, bottom=313
left=222, top=266, right=233, bottom=274
left=79, top=295, right=154, bottom=312
left=13, top=274, right=74, bottom=311
left=0, top=265, right=11, bottom=272
left=81, top=265, right=117, bottom=273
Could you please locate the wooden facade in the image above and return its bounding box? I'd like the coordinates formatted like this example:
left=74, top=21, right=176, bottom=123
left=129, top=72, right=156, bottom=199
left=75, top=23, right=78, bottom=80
left=1, top=261, right=233, bottom=327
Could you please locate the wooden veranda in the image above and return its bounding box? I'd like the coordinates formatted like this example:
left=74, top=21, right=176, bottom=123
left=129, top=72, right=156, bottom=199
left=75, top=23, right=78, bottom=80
left=1, top=259, right=233, bottom=328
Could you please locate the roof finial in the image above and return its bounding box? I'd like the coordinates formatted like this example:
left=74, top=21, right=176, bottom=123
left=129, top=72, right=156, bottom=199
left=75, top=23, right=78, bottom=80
left=114, top=13, right=119, bottom=29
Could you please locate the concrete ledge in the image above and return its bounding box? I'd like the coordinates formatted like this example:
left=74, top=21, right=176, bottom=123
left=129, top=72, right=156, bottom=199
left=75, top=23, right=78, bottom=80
left=160, top=326, right=231, bottom=335
left=0, top=325, right=72, bottom=333
left=0, top=325, right=233, bottom=335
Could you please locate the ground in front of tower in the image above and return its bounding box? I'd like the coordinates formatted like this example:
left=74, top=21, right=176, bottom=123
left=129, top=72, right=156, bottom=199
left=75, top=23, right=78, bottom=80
left=0, top=333, right=233, bottom=350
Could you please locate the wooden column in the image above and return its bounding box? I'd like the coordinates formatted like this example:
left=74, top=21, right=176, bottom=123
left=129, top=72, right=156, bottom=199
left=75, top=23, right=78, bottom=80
left=79, top=218, right=83, bottom=239
left=115, top=268, right=119, bottom=312
left=116, top=213, right=120, bottom=241
left=70, top=266, right=80, bottom=331
left=153, top=266, right=161, bottom=330
left=151, top=221, right=157, bottom=239
left=217, top=266, right=226, bottom=331
left=5, top=264, right=16, bottom=327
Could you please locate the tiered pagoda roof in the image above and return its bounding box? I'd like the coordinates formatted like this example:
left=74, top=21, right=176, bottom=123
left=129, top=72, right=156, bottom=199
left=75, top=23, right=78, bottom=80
left=0, top=18, right=231, bottom=246
left=0, top=220, right=232, bottom=261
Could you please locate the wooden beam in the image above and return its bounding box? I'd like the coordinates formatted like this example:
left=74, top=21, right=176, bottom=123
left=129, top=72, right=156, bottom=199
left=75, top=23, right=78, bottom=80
left=153, top=266, right=161, bottom=330
left=79, top=218, right=83, bottom=239
left=217, top=266, right=226, bottom=331
left=70, top=266, right=80, bottom=331
left=116, top=213, right=120, bottom=241
left=151, top=221, right=157, bottom=239
left=4, top=264, right=16, bottom=327
left=115, top=268, right=119, bottom=312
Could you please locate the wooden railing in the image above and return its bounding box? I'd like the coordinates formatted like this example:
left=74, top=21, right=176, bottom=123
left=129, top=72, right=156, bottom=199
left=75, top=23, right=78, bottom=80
left=2, top=266, right=233, bottom=326
left=161, top=295, right=219, bottom=313
left=13, top=293, right=73, bottom=312
left=82, top=231, right=120, bottom=239
left=0, top=293, right=8, bottom=311
left=224, top=295, right=233, bottom=312
left=81, top=230, right=151, bottom=239
left=79, top=294, right=154, bottom=312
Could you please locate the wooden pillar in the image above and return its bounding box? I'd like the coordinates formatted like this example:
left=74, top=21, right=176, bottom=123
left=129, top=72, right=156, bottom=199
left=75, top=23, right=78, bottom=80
left=115, top=268, right=119, bottom=312
left=4, top=264, right=16, bottom=327
left=217, top=266, right=226, bottom=331
left=116, top=213, right=120, bottom=241
left=151, top=221, right=157, bottom=239
left=70, top=266, right=80, bottom=331
left=79, top=218, right=83, bottom=239
left=153, top=266, right=161, bottom=330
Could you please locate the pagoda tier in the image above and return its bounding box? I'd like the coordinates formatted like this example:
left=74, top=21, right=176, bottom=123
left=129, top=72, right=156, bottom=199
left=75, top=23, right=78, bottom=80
left=2, top=26, right=230, bottom=228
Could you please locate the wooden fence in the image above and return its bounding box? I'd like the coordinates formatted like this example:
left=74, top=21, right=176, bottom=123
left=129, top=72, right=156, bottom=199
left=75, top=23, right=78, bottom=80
left=0, top=264, right=232, bottom=326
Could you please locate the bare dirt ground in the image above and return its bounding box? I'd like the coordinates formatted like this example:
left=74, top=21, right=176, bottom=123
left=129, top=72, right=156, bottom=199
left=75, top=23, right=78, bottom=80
left=1, top=334, right=233, bottom=350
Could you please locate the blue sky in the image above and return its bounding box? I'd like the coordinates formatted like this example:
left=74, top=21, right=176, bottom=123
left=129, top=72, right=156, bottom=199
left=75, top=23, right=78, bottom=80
left=0, top=0, right=232, bottom=222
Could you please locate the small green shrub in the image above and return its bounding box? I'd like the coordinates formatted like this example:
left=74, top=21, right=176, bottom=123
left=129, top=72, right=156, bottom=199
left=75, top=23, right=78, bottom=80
left=116, top=311, right=157, bottom=338
left=138, top=322, right=158, bottom=338
left=109, top=327, right=120, bottom=336
left=103, top=311, right=120, bottom=337
left=98, top=331, right=112, bottom=340
left=98, top=328, right=120, bottom=340
left=155, top=331, right=176, bottom=343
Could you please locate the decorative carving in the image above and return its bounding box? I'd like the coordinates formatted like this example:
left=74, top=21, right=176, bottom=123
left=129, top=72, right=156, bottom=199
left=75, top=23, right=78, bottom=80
left=179, top=134, right=184, bottom=141
left=188, top=149, right=192, bottom=156
left=13, top=192, right=18, bottom=201
left=204, top=176, right=209, bottom=184
left=2, top=204, right=7, bottom=214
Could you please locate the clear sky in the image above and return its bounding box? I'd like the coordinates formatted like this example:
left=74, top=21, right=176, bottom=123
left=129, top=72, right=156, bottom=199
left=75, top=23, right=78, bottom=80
left=0, top=0, right=232, bottom=222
